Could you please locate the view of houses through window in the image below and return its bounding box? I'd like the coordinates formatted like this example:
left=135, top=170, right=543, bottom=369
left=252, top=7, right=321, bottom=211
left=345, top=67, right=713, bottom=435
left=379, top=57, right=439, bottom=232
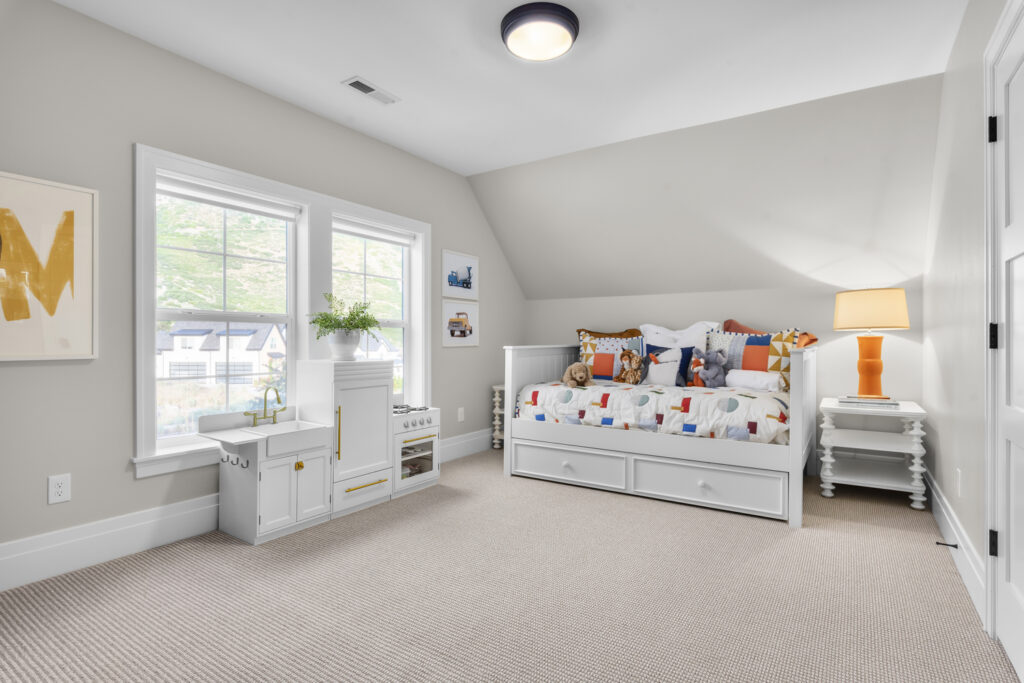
left=155, top=191, right=291, bottom=438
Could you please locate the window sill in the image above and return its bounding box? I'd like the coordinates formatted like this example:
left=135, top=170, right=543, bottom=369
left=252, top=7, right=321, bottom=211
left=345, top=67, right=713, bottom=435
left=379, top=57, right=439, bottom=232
left=133, top=438, right=221, bottom=479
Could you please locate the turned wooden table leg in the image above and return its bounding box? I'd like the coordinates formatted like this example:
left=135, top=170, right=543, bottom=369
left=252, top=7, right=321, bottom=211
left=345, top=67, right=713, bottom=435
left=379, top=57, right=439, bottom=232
left=820, top=412, right=836, bottom=498
left=908, top=418, right=927, bottom=510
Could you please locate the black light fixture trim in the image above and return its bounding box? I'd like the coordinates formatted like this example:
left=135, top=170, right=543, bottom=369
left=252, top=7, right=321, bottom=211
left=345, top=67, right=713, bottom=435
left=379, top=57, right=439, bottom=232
left=501, top=3, right=580, bottom=53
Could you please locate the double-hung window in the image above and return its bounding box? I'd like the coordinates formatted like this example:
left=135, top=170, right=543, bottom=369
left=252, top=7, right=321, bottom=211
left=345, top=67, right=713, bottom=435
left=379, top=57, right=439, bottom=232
left=136, top=146, right=429, bottom=476
left=136, top=146, right=300, bottom=467
left=331, top=219, right=411, bottom=400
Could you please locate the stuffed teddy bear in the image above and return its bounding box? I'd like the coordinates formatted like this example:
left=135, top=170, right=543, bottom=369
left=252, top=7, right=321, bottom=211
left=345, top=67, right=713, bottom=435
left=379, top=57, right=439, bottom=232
left=562, top=361, right=595, bottom=388
left=613, top=349, right=643, bottom=384
left=691, top=348, right=727, bottom=388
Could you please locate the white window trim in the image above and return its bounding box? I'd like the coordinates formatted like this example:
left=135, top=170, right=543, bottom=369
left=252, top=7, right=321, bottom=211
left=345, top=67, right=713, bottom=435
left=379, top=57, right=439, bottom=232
left=134, top=145, right=431, bottom=477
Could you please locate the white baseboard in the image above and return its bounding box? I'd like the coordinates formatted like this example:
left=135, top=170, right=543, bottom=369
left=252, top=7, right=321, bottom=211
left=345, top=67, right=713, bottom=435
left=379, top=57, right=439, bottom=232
left=926, top=470, right=986, bottom=623
left=440, top=428, right=494, bottom=463
left=0, top=494, right=219, bottom=592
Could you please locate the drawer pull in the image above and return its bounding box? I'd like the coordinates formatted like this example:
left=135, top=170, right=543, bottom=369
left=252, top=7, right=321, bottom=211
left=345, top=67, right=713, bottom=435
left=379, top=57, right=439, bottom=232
left=561, top=460, right=571, bottom=469
left=295, top=461, right=304, bottom=471
left=402, top=434, right=437, bottom=444
left=345, top=478, right=388, bottom=493
left=697, top=479, right=708, bottom=490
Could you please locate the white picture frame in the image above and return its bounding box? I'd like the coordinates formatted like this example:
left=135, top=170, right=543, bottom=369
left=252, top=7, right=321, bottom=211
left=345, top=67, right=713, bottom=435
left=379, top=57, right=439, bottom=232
left=442, top=249, right=478, bottom=300
left=0, top=171, right=98, bottom=361
left=442, top=300, right=479, bottom=347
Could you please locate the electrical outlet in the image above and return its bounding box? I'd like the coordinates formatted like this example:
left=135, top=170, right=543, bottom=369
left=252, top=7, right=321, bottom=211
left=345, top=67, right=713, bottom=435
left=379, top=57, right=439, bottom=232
left=955, top=468, right=962, bottom=498
left=48, top=473, right=71, bottom=504
left=457, top=407, right=465, bottom=422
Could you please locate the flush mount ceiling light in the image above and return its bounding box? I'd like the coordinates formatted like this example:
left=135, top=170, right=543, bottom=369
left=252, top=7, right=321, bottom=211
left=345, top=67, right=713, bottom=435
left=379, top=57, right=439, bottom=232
left=501, top=3, right=579, bottom=61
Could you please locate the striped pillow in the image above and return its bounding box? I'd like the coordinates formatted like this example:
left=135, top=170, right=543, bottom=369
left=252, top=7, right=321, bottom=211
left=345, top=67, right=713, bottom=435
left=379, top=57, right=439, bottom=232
left=706, top=329, right=798, bottom=390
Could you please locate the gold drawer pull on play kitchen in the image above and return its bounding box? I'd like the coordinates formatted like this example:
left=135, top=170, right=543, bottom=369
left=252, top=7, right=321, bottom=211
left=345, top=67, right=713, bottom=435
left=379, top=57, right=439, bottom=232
left=402, top=434, right=437, bottom=444
left=345, top=478, right=388, bottom=493
left=336, top=406, right=341, bottom=461
left=294, top=461, right=304, bottom=471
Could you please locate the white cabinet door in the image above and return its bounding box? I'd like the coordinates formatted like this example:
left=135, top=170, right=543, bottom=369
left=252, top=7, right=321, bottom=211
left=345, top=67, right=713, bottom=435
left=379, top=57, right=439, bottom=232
left=259, top=456, right=297, bottom=535
left=296, top=448, right=331, bottom=521
left=336, top=385, right=391, bottom=480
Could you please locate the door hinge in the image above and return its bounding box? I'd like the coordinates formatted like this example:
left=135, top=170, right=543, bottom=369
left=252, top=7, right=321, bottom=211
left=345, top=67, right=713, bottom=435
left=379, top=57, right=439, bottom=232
left=259, top=515, right=262, bottom=525
left=989, top=116, right=998, bottom=143
left=259, top=472, right=262, bottom=481
left=990, top=322, right=999, bottom=349
left=990, top=529, right=999, bottom=557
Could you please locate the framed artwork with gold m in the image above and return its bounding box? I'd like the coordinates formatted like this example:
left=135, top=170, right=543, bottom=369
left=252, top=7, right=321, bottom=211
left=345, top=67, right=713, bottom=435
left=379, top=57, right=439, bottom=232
left=0, top=171, right=97, bottom=360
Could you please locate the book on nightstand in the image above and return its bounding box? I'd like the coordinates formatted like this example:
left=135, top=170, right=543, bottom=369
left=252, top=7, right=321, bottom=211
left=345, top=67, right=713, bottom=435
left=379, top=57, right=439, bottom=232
left=837, top=395, right=900, bottom=408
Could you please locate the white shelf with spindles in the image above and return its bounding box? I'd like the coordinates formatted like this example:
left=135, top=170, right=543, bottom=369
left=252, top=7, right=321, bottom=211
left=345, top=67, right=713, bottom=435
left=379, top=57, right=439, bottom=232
left=492, top=384, right=505, bottom=449
left=819, top=398, right=927, bottom=509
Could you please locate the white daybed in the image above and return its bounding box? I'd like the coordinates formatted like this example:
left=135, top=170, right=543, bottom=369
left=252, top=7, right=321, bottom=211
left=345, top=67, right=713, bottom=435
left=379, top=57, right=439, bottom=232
left=503, top=345, right=817, bottom=528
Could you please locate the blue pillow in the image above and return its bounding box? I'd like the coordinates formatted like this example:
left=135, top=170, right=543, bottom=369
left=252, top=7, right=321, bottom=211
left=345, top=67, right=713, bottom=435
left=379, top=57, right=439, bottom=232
left=645, top=344, right=694, bottom=387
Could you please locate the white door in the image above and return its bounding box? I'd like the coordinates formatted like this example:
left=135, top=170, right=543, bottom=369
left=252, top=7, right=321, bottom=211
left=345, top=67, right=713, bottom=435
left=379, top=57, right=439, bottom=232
left=296, top=448, right=331, bottom=521
left=259, top=456, right=297, bottom=534
left=336, top=385, right=391, bottom=480
left=994, top=19, right=1024, bottom=673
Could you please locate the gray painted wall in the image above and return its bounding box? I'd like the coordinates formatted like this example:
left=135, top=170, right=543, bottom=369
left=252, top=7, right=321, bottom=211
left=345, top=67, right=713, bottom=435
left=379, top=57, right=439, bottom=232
left=923, top=0, right=1007, bottom=553
left=0, top=0, right=525, bottom=543
left=474, top=78, right=939, bottom=408
left=470, top=77, right=942, bottom=301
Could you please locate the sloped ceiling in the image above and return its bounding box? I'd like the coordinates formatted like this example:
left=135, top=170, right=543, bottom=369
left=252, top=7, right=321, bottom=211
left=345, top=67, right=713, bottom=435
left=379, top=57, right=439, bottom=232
left=52, top=0, right=966, bottom=175
left=469, top=76, right=942, bottom=299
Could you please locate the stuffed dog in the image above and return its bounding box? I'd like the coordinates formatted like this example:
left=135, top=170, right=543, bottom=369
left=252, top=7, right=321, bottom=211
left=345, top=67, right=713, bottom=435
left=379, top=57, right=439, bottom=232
left=613, top=349, right=643, bottom=384
left=562, top=361, right=595, bottom=388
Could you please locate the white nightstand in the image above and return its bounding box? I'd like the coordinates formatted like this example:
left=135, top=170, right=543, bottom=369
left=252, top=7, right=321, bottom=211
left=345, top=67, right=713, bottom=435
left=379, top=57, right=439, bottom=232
left=819, top=398, right=927, bottom=509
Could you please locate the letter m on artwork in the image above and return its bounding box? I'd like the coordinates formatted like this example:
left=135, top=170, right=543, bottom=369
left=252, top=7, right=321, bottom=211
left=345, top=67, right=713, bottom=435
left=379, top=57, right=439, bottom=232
left=0, top=209, right=74, bottom=321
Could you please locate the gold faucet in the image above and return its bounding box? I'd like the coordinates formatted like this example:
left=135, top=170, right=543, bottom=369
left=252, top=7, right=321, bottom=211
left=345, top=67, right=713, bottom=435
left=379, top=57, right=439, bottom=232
left=244, top=387, right=286, bottom=427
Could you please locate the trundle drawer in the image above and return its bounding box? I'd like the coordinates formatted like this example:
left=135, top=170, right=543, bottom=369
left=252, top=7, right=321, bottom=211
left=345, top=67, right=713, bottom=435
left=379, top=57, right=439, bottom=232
left=512, top=442, right=626, bottom=490
left=334, top=468, right=392, bottom=514
left=632, top=456, right=787, bottom=518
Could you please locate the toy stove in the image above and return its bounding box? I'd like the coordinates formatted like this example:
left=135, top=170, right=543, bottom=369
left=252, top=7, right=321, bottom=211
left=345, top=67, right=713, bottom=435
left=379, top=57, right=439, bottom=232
left=392, top=406, right=440, bottom=492
left=392, top=405, right=439, bottom=432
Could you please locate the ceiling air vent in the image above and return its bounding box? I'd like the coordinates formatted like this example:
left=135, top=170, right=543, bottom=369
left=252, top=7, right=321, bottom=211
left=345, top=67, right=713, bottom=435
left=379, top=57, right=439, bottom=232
left=342, top=77, right=400, bottom=105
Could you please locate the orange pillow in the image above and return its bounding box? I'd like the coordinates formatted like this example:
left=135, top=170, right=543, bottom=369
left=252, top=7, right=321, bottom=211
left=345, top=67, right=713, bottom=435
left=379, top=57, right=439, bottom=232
left=723, top=319, right=818, bottom=348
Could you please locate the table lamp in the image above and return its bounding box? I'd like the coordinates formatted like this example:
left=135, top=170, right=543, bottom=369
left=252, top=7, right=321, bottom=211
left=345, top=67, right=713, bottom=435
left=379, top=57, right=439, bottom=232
left=833, top=287, right=910, bottom=398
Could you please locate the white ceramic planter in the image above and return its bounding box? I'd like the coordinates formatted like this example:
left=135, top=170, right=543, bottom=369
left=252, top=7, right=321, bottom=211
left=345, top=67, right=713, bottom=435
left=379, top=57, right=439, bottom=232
left=328, top=330, right=361, bottom=360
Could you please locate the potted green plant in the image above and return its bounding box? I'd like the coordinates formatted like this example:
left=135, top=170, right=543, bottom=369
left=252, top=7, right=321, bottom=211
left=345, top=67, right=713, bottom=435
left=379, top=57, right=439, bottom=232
left=309, top=293, right=381, bottom=361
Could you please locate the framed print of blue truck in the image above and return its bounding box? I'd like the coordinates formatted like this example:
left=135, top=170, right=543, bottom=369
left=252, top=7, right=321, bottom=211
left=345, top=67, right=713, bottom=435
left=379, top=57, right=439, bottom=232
left=443, top=249, right=478, bottom=301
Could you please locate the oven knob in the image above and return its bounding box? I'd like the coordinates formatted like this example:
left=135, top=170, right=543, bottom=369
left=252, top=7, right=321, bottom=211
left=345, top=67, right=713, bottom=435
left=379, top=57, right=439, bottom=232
left=403, top=421, right=409, bottom=428
left=419, top=418, right=425, bottom=425
left=426, top=417, right=432, bottom=424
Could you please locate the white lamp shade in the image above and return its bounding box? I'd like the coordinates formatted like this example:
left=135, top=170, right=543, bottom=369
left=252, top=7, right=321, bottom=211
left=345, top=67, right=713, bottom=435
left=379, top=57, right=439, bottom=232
left=833, top=288, right=910, bottom=331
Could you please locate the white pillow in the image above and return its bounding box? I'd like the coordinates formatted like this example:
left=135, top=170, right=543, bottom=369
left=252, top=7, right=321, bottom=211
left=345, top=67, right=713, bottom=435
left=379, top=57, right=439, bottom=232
left=644, top=359, right=680, bottom=386
left=640, top=321, right=719, bottom=351
left=725, top=369, right=782, bottom=392
left=651, top=346, right=682, bottom=363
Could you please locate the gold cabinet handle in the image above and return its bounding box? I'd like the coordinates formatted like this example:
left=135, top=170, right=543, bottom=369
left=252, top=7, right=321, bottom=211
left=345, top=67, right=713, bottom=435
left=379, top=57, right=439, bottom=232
left=294, top=461, right=304, bottom=471
left=402, top=434, right=437, bottom=444
left=336, top=406, right=341, bottom=461
left=345, top=478, right=388, bottom=493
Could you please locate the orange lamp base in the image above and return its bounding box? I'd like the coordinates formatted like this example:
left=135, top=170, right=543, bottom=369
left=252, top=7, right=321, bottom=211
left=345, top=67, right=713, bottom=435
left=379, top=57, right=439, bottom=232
left=856, top=335, right=889, bottom=399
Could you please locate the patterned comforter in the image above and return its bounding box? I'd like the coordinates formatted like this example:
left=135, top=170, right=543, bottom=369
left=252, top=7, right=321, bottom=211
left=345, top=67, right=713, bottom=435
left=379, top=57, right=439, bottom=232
left=516, top=380, right=790, bottom=444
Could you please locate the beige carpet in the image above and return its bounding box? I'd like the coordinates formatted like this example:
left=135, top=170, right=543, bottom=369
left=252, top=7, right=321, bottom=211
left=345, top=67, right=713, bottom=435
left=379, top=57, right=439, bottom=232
left=0, top=452, right=1016, bottom=682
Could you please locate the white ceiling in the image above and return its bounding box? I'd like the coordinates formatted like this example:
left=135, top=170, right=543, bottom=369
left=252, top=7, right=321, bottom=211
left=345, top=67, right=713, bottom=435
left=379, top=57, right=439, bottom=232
left=54, top=0, right=968, bottom=176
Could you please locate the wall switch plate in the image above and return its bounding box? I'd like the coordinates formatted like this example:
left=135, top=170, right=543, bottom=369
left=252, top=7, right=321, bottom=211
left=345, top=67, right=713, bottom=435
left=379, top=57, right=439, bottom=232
left=457, top=407, right=465, bottom=422
left=48, top=473, right=71, bottom=504
left=955, top=468, right=962, bottom=498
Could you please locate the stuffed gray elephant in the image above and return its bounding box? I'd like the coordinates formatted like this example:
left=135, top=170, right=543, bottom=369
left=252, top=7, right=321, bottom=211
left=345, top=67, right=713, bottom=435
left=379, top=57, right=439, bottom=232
left=692, top=348, right=728, bottom=388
